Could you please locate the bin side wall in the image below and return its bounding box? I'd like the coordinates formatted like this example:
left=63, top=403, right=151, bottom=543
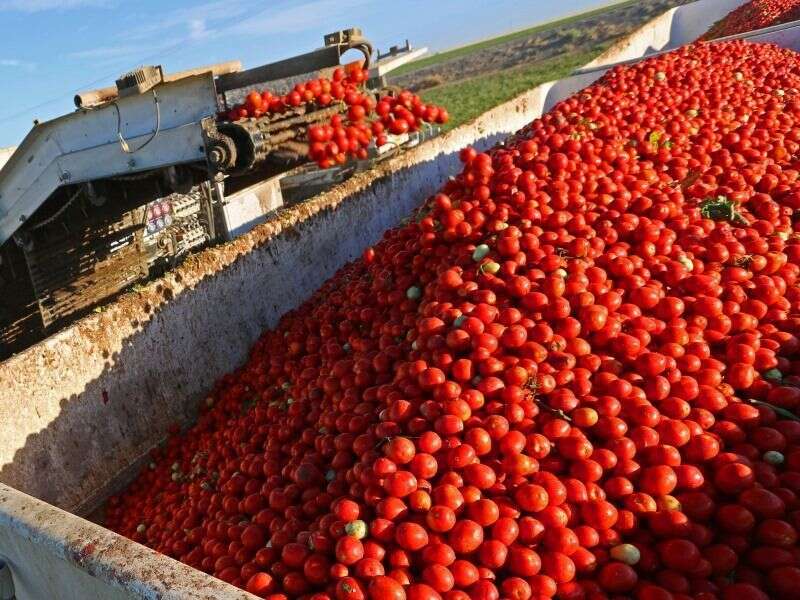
left=0, top=483, right=256, bottom=600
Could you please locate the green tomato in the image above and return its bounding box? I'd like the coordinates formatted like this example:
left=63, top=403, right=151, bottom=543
left=764, top=451, right=785, bottom=465
left=482, top=261, right=500, bottom=275
left=345, top=520, right=368, bottom=539
left=472, top=244, right=490, bottom=262
left=610, top=543, right=641, bottom=565
left=406, top=286, right=422, bottom=300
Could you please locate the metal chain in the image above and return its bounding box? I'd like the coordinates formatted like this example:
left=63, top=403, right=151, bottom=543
left=27, top=186, right=83, bottom=231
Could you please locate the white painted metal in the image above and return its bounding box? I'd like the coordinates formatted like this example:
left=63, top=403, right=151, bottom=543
left=578, top=0, right=748, bottom=76
left=370, top=47, right=429, bottom=78
left=221, top=175, right=285, bottom=240
left=0, top=148, right=15, bottom=173
left=1, top=2, right=795, bottom=599
left=0, top=73, right=218, bottom=246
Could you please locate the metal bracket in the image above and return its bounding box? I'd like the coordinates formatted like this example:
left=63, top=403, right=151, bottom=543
left=377, top=40, right=411, bottom=61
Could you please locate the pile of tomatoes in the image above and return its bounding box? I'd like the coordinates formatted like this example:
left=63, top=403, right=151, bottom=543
left=222, top=64, right=448, bottom=169
left=108, top=39, right=800, bottom=600
left=702, top=0, right=800, bottom=40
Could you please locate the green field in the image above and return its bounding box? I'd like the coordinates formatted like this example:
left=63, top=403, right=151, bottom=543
left=392, top=0, right=635, bottom=77
left=420, top=48, right=606, bottom=131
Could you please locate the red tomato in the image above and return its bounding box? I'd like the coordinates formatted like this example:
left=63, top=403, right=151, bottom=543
left=449, top=520, right=484, bottom=554
left=368, top=576, right=406, bottom=600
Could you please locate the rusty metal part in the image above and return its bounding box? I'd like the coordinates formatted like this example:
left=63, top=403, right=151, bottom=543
left=205, top=129, right=238, bottom=172
left=276, top=141, right=310, bottom=160
left=209, top=104, right=346, bottom=173
left=262, top=103, right=345, bottom=131
left=23, top=209, right=148, bottom=327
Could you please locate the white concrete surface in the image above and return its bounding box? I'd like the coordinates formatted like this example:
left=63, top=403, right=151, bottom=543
left=0, top=1, right=786, bottom=597
left=0, top=483, right=257, bottom=600
left=583, top=0, right=748, bottom=72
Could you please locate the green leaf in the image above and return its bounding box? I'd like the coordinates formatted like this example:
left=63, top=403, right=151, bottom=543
left=749, top=399, right=800, bottom=422
left=699, top=196, right=747, bottom=224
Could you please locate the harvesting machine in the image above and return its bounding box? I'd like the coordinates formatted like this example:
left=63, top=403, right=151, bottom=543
left=0, top=28, right=431, bottom=355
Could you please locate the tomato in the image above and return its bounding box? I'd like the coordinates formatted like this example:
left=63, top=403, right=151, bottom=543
left=422, top=564, right=454, bottom=593
left=581, top=500, right=618, bottom=529
left=336, top=577, right=366, bottom=600
left=336, top=536, right=365, bottom=566
left=245, top=90, right=263, bottom=113
left=426, top=506, right=456, bottom=532
left=756, top=519, right=798, bottom=547
left=508, top=546, right=542, bottom=576
left=282, top=543, right=310, bottom=568
left=715, top=462, right=755, bottom=494
left=246, top=572, right=274, bottom=595
left=241, top=524, right=267, bottom=550
left=542, top=527, right=579, bottom=555
left=478, top=539, right=508, bottom=568
left=598, top=562, right=638, bottom=592
left=389, top=119, right=410, bottom=135
left=501, top=577, right=532, bottom=600
left=492, top=517, right=519, bottom=545
left=422, top=543, right=455, bottom=566
left=395, top=522, right=429, bottom=551
left=368, top=575, right=406, bottom=600
left=406, top=583, right=442, bottom=600
left=449, top=520, right=484, bottom=554
left=514, top=484, right=549, bottom=512
left=740, top=487, right=787, bottom=519
left=469, top=580, right=499, bottom=600
left=658, top=539, right=700, bottom=572
left=768, top=565, right=800, bottom=598
left=540, top=552, right=576, bottom=584
left=384, top=471, right=418, bottom=497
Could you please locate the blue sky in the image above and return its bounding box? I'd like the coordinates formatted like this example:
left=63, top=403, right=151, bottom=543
left=0, top=0, right=614, bottom=147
